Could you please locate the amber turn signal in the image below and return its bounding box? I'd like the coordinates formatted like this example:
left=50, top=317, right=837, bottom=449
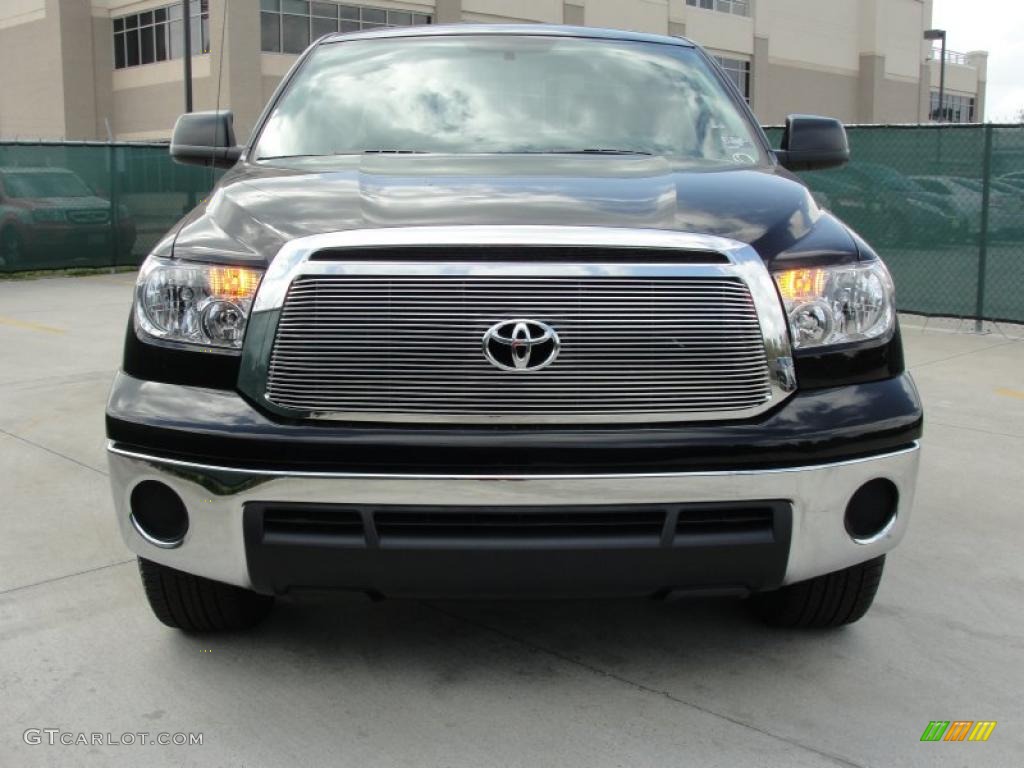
left=774, top=268, right=828, bottom=303
left=208, top=267, right=263, bottom=301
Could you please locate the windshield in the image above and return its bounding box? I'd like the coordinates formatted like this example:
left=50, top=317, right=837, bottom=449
left=254, top=35, right=765, bottom=166
left=4, top=171, right=92, bottom=198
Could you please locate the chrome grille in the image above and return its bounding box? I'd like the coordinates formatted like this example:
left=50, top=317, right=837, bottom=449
left=265, top=273, right=774, bottom=423
left=67, top=209, right=110, bottom=224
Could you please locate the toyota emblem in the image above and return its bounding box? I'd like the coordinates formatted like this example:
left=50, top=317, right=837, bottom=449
left=482, top=319, right=560, bottom=372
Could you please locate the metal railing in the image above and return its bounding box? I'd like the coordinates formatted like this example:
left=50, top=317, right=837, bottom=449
left=928, top=48, right=972, bottom=66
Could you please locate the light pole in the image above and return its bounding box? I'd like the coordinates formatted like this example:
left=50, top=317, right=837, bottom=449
left=925, top=29, right=946, bottom=121
left=182, top=0, right=193, bottom=113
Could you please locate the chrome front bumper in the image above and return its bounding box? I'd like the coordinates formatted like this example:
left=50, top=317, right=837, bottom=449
left=107, top=442, right=920, bottom=592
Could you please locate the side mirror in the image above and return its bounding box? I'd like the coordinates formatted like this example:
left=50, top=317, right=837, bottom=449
left=775, top=115, right=850, bottom=172
left=170, top=111, right=243, bottom=169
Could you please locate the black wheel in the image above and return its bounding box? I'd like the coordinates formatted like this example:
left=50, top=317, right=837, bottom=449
left=137, top=557, right=274, bottom=632
left=751, top=555, right=886, bottom=629
left=0, top=227, right=23, bottom=269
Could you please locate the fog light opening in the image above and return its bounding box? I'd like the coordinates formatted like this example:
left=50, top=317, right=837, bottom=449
left=845, top=478, right=899, bottom=544
left=129, top=481, right=189, bottom=548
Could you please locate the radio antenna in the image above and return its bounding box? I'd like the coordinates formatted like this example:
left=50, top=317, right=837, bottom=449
left=215, top=0, right=227, bottom=120
left=212, top=0, right=229, bottom=181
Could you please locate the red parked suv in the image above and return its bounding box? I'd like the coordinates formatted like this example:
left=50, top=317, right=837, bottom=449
left=0, top=166, right=136, bottom=269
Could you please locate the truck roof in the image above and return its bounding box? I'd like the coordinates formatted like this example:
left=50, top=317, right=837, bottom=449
left=321, top=23, right=696, bottom=49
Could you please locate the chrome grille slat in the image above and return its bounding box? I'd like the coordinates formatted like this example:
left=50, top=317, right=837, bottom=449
left=284, top=280, right=755, bottom=287
left=279, top=315, right=763, bottom=320
left=270, top=364, right=770, bottom=370
left=267, top=391, right=771, bottom=400
left=269, top=407, right=768, bottom=411
left=269, top=336, right=766, bottom=344
left=268, top=380, right=770, bottom=387
left=266, top=368, right=771, bottom=379
left=272, top=322, right=765, bottom=330
left=281, top=297, right=757, bottom=303
left=266, top=272, right=775, bottom=421
left=68, top=209, right=110, bottom=224
left=276, top=319, right=761, bottom=325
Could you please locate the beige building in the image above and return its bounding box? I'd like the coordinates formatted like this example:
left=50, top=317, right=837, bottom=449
left=0, top=0, right=988, bottom=142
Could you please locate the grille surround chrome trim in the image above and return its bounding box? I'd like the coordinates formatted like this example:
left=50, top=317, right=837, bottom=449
left=240, top=227, right=796, bottom=424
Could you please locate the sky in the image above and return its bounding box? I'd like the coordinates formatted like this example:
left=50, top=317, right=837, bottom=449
left=932, top=0, right=1024, bottom=121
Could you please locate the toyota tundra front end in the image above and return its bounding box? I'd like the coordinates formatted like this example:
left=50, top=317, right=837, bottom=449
left=106, top=25, right=922, bottom=632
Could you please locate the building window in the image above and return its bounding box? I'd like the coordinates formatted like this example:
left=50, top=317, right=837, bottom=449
left=113, top=1, right=210, bottom=70
left=713, top=55, right=751, bottom=103
left=930, top=90, right=976, bottom=123
left=686, top=0, right=751, bottom=17
left=261, top=1, right=432, bottom=54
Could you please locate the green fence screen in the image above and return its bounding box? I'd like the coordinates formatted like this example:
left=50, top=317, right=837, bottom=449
left=764, top=124, right=1024, bottom=323
left=2, top=126, right=1024, bottom=322
left=0, top=141, right=218, bottom=273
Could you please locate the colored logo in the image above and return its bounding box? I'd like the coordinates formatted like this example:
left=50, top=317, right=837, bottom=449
left=920, top=721, right=997, bottom=742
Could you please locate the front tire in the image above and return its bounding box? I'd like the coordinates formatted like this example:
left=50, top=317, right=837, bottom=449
left=137, top=558, right=274, bottom=632
left=751, top=555, right=886, bottom=628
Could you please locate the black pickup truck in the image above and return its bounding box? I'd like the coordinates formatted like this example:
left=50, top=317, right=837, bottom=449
left=106, top=24, right=922, bottom=632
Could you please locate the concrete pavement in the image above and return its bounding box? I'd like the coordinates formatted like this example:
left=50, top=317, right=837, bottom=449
left=1, top=273, right=1022, bottom=767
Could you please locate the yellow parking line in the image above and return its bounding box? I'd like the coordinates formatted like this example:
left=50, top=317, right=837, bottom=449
left=0, top=315, right=66, bottom=334
left=995, top=388, right=1024, bottom=400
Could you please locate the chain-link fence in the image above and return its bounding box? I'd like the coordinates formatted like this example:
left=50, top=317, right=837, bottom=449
left=765, top=124, right=1024, bottom=323
left=0, top=141, right=217, bottom=273
left=2, top=127, right=1023, bottom=322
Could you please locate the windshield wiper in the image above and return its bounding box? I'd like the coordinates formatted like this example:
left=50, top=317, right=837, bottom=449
left=256, top=153, right=332, bottom=160
left=257, top=150, right=430, bottom=160
left=506, top=148, right=654, bottom=156
left=259, top=149, right=652, bottom=160
left=570, top=148, right=653, bottom=155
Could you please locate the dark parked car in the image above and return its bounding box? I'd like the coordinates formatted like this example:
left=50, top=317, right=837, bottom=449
left=107, top=25, right=921, bottom=632
left=0, top=167, right=136, bottom=269
left=930, top=176, right=1024, bottom=238
left=998, top=170, right=1024, bottom=191
left=807, top=163, right=961, bottom=246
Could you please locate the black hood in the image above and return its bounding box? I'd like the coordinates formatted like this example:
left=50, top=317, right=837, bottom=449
left=170, top=154, right=859, bottom=267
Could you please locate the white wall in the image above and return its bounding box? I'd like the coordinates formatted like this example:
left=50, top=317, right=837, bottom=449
left=679, top=5, right=753, bottom=56
left=860, top=0, right=926, bottom=80
left=112, top=55, right=211, bottom=91
left=463, top=0, right=561, bottom=23
left=0, top=0, right=45, bottom=28
left=930, top=60, right=980, bottom=95
left=756, top=0, right=860, bottom=73
left=94, top=0, right=438, bottom=15
left=92, top=0, right=173, bottom=15
left=583, top=0, right=668, bottom=34
left=0, top=1, right=64, bottom=138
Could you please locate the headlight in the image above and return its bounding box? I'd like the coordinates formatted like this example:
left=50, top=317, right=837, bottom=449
left=135, top=256, right=263, bottom=351
left=773, top=261, right=895, bottom=350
